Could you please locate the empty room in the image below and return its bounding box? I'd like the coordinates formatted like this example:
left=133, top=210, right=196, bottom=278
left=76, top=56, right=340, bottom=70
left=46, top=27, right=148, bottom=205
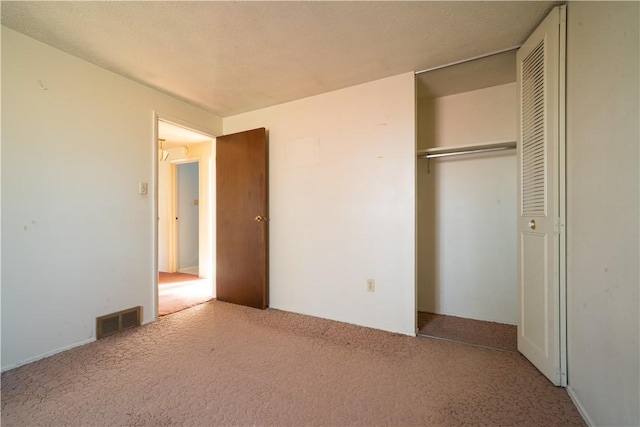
left=1, top=1, right=638, bottom=426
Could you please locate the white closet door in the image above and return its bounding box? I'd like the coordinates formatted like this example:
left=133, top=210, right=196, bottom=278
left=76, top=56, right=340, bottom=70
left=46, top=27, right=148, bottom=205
left=516, top=5, right=566, bottom=386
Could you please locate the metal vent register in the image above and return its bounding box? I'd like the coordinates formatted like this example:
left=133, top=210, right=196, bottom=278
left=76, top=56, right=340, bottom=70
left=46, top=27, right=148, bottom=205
left=96, top=306, right=141, bottom=339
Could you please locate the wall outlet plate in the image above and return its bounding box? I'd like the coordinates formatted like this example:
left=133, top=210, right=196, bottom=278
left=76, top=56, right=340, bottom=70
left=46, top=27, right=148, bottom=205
left=367, top=279, right=375, bottom=292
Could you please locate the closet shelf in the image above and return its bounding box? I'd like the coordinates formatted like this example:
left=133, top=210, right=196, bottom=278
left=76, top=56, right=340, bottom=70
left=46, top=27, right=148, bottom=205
left=417, top=141, right=516, bottom=159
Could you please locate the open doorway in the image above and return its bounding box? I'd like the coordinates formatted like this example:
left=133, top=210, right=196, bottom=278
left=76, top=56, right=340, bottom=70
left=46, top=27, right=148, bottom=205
left=157, top=119, right=214, bottom=316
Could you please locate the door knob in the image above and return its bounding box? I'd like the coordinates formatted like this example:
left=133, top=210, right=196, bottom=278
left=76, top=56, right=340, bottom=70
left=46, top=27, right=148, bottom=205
left=254, top=215, right=266, bottom=222
left=528, top=219, right=536, bottom=230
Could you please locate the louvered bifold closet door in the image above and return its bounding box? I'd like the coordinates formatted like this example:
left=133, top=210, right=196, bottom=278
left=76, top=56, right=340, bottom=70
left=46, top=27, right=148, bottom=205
left=521, top=40, right=547, bottom=217
left=516, top=5, right=565, bottom=386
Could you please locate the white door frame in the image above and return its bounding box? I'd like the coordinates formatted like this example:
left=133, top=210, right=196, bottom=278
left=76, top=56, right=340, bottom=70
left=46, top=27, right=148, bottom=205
left=171, top=159, right=201, bottom=275
left=558, top=4, right=568, bottom=387
left=153, top=111, right=217, bottom=319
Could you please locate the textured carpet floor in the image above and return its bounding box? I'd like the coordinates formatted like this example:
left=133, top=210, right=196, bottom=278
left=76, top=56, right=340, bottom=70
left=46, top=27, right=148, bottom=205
left=418, top=312, right=518, bottom=352
left=158, top=272, right=213, bottom=316
left=159, top=272, right=201, bottom=284
left=1, top=300, right=584, bottom=426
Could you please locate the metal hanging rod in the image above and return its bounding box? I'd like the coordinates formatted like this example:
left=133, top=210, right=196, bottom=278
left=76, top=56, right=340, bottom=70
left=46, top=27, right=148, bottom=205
left=415, top=46, right=521, bottom=76
left=417, top=141, right=516, bottom=160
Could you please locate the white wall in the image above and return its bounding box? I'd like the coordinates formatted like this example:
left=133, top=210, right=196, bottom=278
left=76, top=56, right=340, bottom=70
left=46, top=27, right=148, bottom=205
left=1, top=27, right=223, bottom=370
left=566, top=2, right=639, bottom=426
left=223, top=73, right=416, bottom=335
left=417, top=84, right=517, bottom=324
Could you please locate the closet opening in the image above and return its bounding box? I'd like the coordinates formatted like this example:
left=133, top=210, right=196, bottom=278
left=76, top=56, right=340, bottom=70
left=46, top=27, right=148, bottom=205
left=416, top=49, right=519, bottom=352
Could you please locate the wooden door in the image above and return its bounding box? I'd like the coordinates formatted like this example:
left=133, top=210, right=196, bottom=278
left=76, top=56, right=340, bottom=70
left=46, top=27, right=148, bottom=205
left=216, top=128, right=268, bottom=309
left=516, top=5, right=566, bottom=386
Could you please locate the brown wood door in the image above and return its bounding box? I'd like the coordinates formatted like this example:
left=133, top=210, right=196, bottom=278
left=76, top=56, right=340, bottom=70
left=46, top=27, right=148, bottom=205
left=216, top=128, right=268, bottom=309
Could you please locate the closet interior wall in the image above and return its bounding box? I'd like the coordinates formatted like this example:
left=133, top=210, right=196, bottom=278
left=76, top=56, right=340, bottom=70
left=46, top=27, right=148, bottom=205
left=417, top=82, right=518, bottom=324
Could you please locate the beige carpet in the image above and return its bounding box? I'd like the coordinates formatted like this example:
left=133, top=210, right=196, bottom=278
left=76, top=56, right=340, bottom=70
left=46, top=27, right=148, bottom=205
left=158, top=272, right=213, bottom=316
left=159, top=272, right=201, bottom=284
left=418, top=312, right=518, bottom=352
left=1, top=300, right=584, bottom=426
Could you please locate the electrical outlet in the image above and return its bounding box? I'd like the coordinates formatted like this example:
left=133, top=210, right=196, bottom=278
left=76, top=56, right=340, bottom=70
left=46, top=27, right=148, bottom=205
left=366, top=279, right=375, bottom=292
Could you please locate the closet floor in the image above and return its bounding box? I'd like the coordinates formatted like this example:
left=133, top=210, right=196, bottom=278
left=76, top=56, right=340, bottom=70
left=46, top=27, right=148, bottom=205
left=417, top=312, right=517, bottom=352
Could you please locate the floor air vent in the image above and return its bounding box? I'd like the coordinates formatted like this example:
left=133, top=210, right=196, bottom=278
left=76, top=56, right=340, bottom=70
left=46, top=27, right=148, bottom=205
left=97, top=306, right=141, bottom=339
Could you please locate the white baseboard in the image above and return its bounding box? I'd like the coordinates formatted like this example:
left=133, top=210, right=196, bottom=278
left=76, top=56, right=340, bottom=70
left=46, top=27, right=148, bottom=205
left=417, top=308, right=517, bottom=326
left=178, top=266, right=199, bottom=275
left=567, top=385, right=595, bottom=427
left=1, top=337, right=96, bottom=373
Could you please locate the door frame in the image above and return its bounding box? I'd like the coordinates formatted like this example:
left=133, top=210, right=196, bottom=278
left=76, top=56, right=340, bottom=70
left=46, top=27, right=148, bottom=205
left=171, top=159, right=201, bottom=275
left=558, top=4, right=568, bottom=387
left=153, top=111, right=217, bottom=319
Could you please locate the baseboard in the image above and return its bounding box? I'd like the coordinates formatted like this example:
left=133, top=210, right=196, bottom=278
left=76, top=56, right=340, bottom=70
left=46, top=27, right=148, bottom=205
left=417, top=308, right=517, bottom=326
left=177, top=266, right=199, bottom=275
left=567, top=386, right=595, bottom=427
left=1, top=337, right=96, bottom=373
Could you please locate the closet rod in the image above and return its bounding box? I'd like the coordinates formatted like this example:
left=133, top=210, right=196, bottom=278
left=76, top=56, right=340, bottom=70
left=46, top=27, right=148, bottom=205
left=415, top=46, right=521, bottom=75
left=417, top=141, right=516, bottom=160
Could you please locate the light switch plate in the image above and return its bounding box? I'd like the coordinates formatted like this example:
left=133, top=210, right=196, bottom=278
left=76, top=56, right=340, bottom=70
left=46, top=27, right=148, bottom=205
left=139, top=182, right=148, bottom=195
